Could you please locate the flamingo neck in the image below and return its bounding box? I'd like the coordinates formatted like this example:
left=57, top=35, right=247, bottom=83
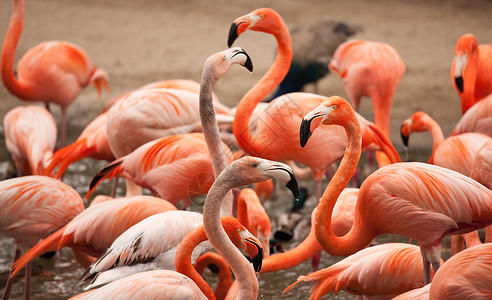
left=200, top=63, right=233, bottom=216
left=261, top=225, right=322, bottom=273
left=203, top=170, right=258, bottom=300
left=1, top=0, right=30, bottom=99
left=175, top=226, right=217, bottom=300
left=315, top=118, right=373, bottom=255
left=233, top=25, right=292, bottom=156
left=421, top=115, right=444, bottom=163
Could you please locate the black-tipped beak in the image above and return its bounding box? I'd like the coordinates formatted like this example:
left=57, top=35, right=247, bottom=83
left=455, top=76, right=464, bottom=93
left=233, top=49, right=253, bottom=72
left=246, top=238, right=263, bottom=272
left=286, top=172, right=299, bottom=200
left=400, top=124, right=409, bottom=148
left=228, top=22, right=239, bottom=47
left=299, top=119, right=313, bottom=148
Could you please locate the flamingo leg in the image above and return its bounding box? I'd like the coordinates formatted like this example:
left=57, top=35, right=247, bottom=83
left=60, top=107, right=67, bottom=148
left=24, top=261, right=32, bottom=300
left=111, top=177, right=119, bottom=198
left=2, top=247, right=21, bottom=300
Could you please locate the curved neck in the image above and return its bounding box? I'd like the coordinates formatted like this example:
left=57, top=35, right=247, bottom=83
left=420, top=115, right=444, bottom=163
left=194, top=252, right=232, bottom=300
left=315, top=117, right=374, bottom=255
left=200, top=63, right=233, bottom=216
left=461, top=48, right=478, bottom=113
left=261, top=225, right=322, bottom=273
left=1, top=0, right=29, bottom=99
left=233, top=25, right=292, bottom=156
left=175, top=226, right=216, bottom=300
left=203, top=169, right=258, bottom=300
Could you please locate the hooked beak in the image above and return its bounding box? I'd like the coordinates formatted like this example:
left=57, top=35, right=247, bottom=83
left=455, top=76, right=464, bottom=93
left=269, top=165, right=299, bottom=200
left=299, top=118, right=314, bottom=148
left=228, top=22, right=240, bottom=47
left=400, top=124, right=409, bottom=148
left=232, top=48, right=253, bottom=72
left=245, top=237, right=263, bottom=272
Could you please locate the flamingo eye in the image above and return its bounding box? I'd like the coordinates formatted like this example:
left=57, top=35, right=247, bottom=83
left=252, top=163, right=259, bottom=168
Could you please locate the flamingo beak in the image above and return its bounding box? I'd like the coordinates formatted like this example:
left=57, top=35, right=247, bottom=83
left=400, top=124, right=410, bottom=148
left=245, top=237, right=263, bottom=272
left=299, top=118, right=314, bottom=148
left=455, top=76, right=464, bottom=93
left=232, top=49, right=253, bottom=72
left=228, top=22, right=240, bottom=47
left=285, top=172, right=299, bottom=200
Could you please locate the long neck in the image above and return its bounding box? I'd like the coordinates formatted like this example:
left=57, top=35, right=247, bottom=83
left=315, top=118, right=374, bottom=255
left=261, top=223, right=322, bottom=273
left=200, top=64, right=233, bottom=216
left=232, top=26, right=292, bottom=156
left=203, top=170, right=258, bottom=300
left=175, top=226, right=216, bottom=300
left=421, top=115, right=444, bottom=164
left=194, top=252, right=232, bottom=300
left=461, top=48, right=478, bottom=113
left=1, top=0, right=29, bottom=99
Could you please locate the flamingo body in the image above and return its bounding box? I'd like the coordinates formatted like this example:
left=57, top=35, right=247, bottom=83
left=3, top=105, right=57, bottom=176
left=451, top=93, right=492, bottom=137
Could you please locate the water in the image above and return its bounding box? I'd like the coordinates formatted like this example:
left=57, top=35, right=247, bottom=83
left=0, top=131, right=451, bottom=299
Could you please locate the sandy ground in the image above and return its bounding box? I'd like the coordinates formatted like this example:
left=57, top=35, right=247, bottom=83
left=0, top=0, right=492, bottom=149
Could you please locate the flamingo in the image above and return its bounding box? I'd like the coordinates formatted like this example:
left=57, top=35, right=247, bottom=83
left=1, top=0, right=109, bottom=147
left=202, top=156, right=299, bottom=300
left=299, top=95, right=492, bottom=284
left=450, top=33, right=492, bottom=114
left=284, top=243, right=439, bottom=299
left=429, top=243, right=492, bottom=299
left=194, top=252, right=233, bottom=300
left=9, top=195, right=177, bottom=281
left=228, top=8, right=401, bottom=201
left=0, top=175, right=84, bottom=300
left=3, top=105, right=57, bottom=176
left=43, top=112, right=115, bottom=178
left=236, top=188, right=272, bottom=256
left=329, top=39, right=406, bottom=140
left=390, top=284, right=430, bottom=300
left=451, top=93, right=492, bottom=137
left=471, top=139, right=492, bottom=190
left=85, top=133, right=233, bottom=209
left=400, top=111, right=490, bottom=175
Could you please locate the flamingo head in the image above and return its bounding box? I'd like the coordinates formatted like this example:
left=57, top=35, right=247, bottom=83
left=228, top=8, right=285, bottom=47
left=221, top=216, right=264, bottom=272
left=300, top=96, right=354, bottom=147
left=400, top=111, right=432, bottom=148
left=453, top=33, right=478, bottom=93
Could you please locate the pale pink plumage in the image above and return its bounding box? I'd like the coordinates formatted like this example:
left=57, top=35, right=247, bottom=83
left=3, top=105, right=57, bottom=176
left=451, top=93, right=492, bottom=137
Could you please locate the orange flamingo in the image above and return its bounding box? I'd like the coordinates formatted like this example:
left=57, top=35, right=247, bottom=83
left=236, top=188, right=272, bottom=256
left=329, top=39, right=406, bottom=140
left=284, top=243, right=439, bottom=299
left=400, top=111, right=490, bottom=175
left=392, top=284, right=430, bottom=300
left=450, top=33, right=492, bottom=114
left=299, top=96, right=492, bottom=284
left=194, top=252, right=233, bottom=300
left=175, top=217, right=263, bottom=300
left=471, top=139, right=492, bottom=190
left=3, top=105, right=57, bottom=176
left=9, top=195, right=176, bottom=281
left=0, top=175, right=84, bottom=300
left=429, top=243, right=492, bottom=299
left=85, top=133, right=233, bottom=209
left=451, top=93, right=492, bottom=137
left=44, top=112, right=115, bottom=178
left=202, top=156, right=299, bottom=300
left=228, top=8, right=400, bottom=201
left=1, top=0, right=109, bottom=147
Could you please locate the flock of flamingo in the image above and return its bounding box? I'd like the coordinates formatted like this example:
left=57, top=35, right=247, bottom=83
left=1, top=1, right=492, bottom=299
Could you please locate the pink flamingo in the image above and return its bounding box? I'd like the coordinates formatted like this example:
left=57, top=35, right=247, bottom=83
left=228, top=8, right=401, bottom=201
left=44, top=112, right=115, bottom=178
left=3, top=105, right=57, bottom=176
left=299, top=96, right=492, bottom=284
left=451, top=93, right=492, bottom=137
left=9, top=195, right=176, bottom=280
left=391, top=284, right=430, bottom=300
left=1, top=0, right=109, bottom=147
left=0, top=175, right=84, bottom=300
left=284, top=243, right=439, bottom=299
left=194, top=252, right=233, bottom=300
left=429, top=243, right=492, bottom=299
left=450, top=33, right=492, bottom=114
left=329, top=39, right=406, bottom=141
left=471, top=139, right=492, bottom=190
